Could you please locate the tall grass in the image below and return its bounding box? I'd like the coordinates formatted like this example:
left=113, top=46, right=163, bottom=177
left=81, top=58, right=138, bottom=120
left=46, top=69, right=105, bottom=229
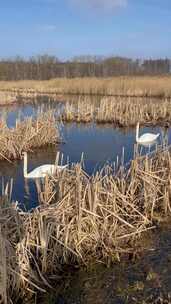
left=1, top=76, right=171, bottom=99
left=0, top=110, right=61, bottom=161
left=1, top=147, right=171, bottom=302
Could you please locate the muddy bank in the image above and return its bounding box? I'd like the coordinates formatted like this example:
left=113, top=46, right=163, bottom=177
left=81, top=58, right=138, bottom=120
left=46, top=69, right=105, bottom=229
left=39, top=222, right=171, bottom=304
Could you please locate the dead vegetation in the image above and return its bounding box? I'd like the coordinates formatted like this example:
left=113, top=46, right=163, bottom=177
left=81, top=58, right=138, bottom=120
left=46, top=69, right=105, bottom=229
left=0, top=110, right=60, bottom=161
left=1, top=76, right=171, bottom=97
left=1, top=76, right=171, bottom=106
left=0, top=77, right=171, bottom=127
left=0, top=91, right=19, bottom=106
left=61, top=96, right=171, bottom=126
left=1, top=147, right=171, bottom=302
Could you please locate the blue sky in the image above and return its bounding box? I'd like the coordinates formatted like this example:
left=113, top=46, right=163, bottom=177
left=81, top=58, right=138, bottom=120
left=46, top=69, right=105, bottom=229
left=0, top=0, right=170, bottom=59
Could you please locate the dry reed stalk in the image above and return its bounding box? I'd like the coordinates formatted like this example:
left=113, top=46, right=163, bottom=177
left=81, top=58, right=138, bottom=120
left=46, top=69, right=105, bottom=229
left=0, top=110, right=61, bottom=161
left=2, top=147, right=171, bottom=302
left=0, top=227, right=7, bottom=304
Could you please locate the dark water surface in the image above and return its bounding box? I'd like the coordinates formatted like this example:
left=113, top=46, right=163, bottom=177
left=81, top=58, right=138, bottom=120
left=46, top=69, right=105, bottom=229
left=0, top=103, right=171, bottom=209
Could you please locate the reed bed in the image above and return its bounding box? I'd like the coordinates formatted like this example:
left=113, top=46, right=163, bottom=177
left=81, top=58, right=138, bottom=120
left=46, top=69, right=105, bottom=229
left=96, top=97, right=171, bottom=126
left=1, top=76, right=171, bottom=103
left=0, top=91, right=18, bottom=106
left=0, top=110, right=60, bottom=161
left=61, top=98, right=94, bottom=123
left=1, top=92, right=170, bottom=127
left=61, top=96, right=171, bottom=126
left=1, top=147, right=171, bottom=302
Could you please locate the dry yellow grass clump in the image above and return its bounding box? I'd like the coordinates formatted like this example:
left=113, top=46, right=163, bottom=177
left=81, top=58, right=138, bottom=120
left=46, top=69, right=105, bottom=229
left=0, top=110, right=60, bottom=161
left=1, top=147, right=171, bottom=302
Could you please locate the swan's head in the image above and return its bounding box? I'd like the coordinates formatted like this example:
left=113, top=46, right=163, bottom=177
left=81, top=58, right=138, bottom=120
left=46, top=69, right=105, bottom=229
left=22, top=151, right=27, bottom=158
left=164, top=122, right=169, bottom=129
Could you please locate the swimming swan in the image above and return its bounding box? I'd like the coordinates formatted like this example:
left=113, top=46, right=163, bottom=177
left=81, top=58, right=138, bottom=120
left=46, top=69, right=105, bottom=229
left=136, top=122, right=160, bottom=146
left=23, top=152, right=67, bottom=179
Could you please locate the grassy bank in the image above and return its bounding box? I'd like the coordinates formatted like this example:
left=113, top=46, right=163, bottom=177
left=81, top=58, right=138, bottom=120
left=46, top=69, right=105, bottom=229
left=0, top=76, right=171, bottom=101
left=1, top=147, right=171, bottom=302
left=0, top=110, right=60, bottom=161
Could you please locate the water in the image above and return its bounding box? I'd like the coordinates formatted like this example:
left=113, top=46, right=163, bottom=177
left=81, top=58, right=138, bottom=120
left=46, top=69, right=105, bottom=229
left=0, top=100, right=59, bottom=127
left=0, top=103, right=170, bottom=209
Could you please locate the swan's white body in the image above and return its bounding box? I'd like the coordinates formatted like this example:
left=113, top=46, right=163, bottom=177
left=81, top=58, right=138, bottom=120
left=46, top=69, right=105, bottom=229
left=136, top=122, right=160, bottom=146
left=23, top=152, right=67, bottom=179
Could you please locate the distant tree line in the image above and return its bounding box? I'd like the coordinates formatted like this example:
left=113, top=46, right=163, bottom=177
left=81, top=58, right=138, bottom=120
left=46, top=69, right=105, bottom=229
left=0, top=55, right=170, bottom=80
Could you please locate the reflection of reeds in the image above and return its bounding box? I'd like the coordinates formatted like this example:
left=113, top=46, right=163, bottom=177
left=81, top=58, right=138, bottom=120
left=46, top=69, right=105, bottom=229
left=0, top=110, right=60, bottom=161
left=61, top=96, right=171, bottom=126
left=1, top=148, right=171, bottom=302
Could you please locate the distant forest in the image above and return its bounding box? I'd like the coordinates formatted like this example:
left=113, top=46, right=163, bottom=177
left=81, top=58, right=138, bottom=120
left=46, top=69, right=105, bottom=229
left=0, top=55, right=170, bottom=80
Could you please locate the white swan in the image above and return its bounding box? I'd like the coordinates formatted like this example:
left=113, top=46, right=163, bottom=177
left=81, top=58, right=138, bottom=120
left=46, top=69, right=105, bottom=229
left=23, top=152, right=67, bottom=179
left=136, top=122, right=160, bottom=146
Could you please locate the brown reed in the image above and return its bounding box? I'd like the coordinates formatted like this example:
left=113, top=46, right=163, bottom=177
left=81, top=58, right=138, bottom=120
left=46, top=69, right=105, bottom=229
left=0, top=110, right=61, bottom=161
left=1, top=147, right=171, bottom=302
left=61, top=98, right=94, bottom=123
left=61, top=96, right=171, bottom=126
left=1, top=76, right=171, bottom=99
left=0, top=77, right=171, bottom=127
left=1, top=92, right=170, bottom=127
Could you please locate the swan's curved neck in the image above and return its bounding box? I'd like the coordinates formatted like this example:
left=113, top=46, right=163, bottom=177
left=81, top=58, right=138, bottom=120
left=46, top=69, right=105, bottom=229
left=136, top=123, right=139, bottom=142
left=24, top=153, right=28, bottom=178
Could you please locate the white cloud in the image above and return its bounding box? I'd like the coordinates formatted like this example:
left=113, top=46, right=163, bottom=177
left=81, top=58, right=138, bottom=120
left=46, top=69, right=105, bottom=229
left=70, top=0, right=127, bottom=11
